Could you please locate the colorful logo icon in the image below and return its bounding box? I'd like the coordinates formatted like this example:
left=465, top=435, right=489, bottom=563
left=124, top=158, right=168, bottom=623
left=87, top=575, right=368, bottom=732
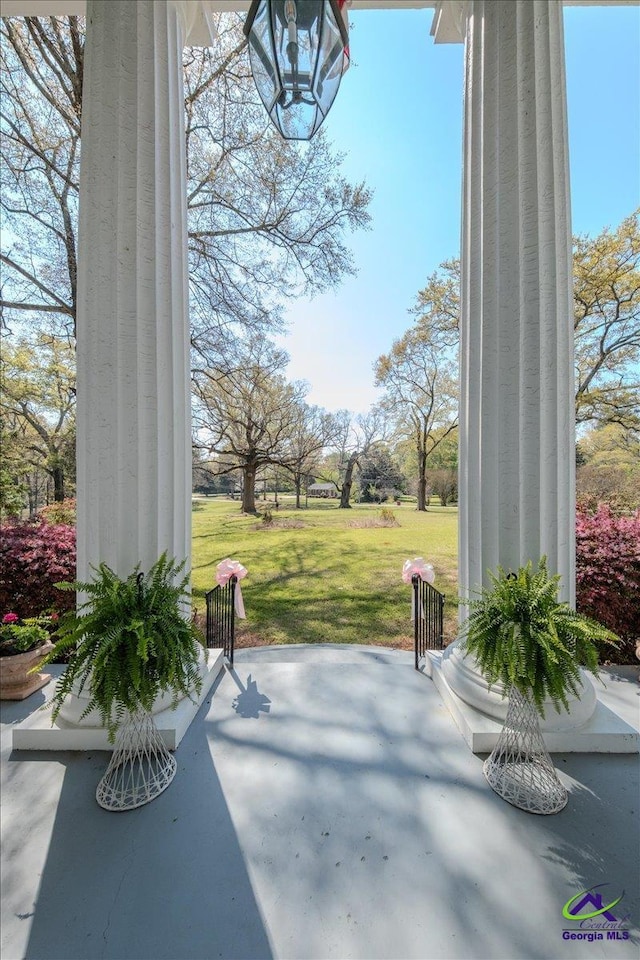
left=563, top=885, right=623, bottom=922
left=561, top=884, right=630, bottom=944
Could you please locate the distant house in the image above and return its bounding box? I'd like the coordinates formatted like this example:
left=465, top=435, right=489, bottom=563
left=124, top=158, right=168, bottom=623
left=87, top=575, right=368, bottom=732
left=308, top=482, right=338, bottom=499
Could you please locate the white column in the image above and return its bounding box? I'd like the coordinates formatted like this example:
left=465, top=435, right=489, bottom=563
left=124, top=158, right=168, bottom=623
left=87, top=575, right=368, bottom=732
left=444, top=0, right=595, bottom=727
left=76, top=0, right=191, bottom=580
left=459, top=0, right=575, bottom=604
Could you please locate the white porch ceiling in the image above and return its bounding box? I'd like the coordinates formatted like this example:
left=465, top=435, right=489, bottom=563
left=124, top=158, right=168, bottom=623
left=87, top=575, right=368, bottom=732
left=3, top=0, right=433, bottom=12
left=1, top=0, right=638, bottom=48
left=1, top=0, right=443, bottom=45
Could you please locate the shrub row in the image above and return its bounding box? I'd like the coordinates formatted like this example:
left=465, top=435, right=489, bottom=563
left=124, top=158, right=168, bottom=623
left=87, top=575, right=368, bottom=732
left=575, top=505, right=640, bottom=664
left=0, top=521, right=76, bottom=619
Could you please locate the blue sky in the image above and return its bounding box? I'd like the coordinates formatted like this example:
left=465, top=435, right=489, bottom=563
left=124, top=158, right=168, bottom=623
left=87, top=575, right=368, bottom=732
left=276, top=4, right=640, bottom=414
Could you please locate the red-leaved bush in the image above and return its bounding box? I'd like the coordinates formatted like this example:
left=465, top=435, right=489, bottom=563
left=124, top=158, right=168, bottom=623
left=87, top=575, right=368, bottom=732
left=576, top=505, right=640, bottom=663
left=0, top=521, right=76, bottom=620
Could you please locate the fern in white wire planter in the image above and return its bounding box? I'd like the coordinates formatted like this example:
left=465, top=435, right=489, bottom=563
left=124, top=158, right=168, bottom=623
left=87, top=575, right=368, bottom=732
left=460, top=557, right=618, bottom=814
left=41, top=553, right=203, bottom=811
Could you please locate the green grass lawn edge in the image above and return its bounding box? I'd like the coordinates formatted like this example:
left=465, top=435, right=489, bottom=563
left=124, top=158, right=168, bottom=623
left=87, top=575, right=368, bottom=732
left=191, top=496, right=459, bottom=649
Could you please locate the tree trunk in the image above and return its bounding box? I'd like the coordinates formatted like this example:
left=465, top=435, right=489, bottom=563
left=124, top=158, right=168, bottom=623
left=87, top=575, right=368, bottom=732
left=416, top=432, right=428, bottom=511
left=417, top=480, right=427, bottom=511
left=52, top=464, right=65, bottom=502
left=242, top=464, right=257, bottom=513
left=295, top=475, right=301, bottom=509
left=27, top=478, right=37, bottom=518
left=339, top=454, right=358, bottom=508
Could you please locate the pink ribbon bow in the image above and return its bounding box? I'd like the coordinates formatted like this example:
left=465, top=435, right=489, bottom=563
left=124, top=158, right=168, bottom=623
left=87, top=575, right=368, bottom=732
left=401, top=558, right=435, bottom=585
left=216, top=558, right=248, bottom=619
left=402, top=558, right=435, bottom=621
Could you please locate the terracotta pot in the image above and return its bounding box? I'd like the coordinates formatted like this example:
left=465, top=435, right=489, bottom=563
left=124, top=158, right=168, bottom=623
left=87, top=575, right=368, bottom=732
left=0, top=641, right=54, bottom=700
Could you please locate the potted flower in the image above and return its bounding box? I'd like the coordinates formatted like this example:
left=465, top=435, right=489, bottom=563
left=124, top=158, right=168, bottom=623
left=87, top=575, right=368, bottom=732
left=0, top=613, right=55, bottom=700
left=461, top=557, right=618, bottom=814
left=41, top=553, right=204, bottom=810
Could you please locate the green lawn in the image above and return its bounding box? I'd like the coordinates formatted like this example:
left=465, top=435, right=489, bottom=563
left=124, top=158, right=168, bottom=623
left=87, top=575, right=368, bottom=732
left=191, top=496, right=459, bottom=649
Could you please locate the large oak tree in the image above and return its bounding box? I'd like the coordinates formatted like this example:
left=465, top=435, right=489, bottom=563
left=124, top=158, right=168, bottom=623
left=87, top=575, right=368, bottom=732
left=322, top=409, right=387, bottom=509
left=1, top=14, right=371, bottom=353
left=193, top=337, right=306, bottom=514
left=283, top=404, right=339, bottom=509
left=573, top=212, right=640, bottom=432
left=406, top=213, right=640, bottom=437
left=375, top=327, right=458, bottom=511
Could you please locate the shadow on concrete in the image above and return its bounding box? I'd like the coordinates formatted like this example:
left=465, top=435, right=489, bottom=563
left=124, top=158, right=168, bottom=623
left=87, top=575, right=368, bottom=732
left=202, top=658, right=568, bottom=960
left=229, top=670, right=272, bottom=719
left=11, top=692, right=273, bottom=960
left=4, top=649, right=639, bottom=960
left=0, top=682, right=56, bottom=725
left=539, top=756, right=640, bottom=948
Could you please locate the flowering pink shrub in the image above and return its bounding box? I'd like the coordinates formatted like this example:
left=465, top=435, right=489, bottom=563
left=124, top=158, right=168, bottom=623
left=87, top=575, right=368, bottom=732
left=576, top=505, right=640, bottom=663
left=0, top=521, right=76, bottom=620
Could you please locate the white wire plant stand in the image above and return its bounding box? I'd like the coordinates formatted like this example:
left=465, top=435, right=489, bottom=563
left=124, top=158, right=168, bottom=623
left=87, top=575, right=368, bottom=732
left=483, top=685, right=568, bottom=815
left=96, top=708, right=177, bottom=812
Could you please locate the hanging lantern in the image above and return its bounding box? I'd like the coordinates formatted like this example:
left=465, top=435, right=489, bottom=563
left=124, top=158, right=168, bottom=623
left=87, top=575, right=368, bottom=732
left=243, top=0, right=350, bottom=141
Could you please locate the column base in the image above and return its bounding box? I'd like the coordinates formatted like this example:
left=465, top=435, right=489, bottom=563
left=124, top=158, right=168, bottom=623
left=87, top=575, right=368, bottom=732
left=428, top=645, right=638, bottom=754
left=12, top=649, right=224, bottom=752
left=441, top=640, right=597, bottom=729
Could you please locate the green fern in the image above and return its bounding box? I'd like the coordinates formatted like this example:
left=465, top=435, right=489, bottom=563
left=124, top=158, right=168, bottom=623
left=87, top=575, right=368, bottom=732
left=40, top=553, right=203, bottom=741
left=460, top=557, right=619, bottom=716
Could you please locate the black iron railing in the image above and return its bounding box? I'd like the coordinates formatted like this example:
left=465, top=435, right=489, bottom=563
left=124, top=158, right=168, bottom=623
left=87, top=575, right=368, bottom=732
left=412, top=573, right=445, bottom=669
left=205, top=575, right=237, bottom=666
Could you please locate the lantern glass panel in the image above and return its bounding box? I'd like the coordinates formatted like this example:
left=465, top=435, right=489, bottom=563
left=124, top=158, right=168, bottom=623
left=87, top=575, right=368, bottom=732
left=245, top=0, right=348, bottom=140
left=246, top=1, right=280, bottom=113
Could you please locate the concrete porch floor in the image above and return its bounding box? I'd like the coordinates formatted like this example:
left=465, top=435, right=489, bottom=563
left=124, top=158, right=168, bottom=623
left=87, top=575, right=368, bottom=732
left=1, top=645, right=638, bottom=960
